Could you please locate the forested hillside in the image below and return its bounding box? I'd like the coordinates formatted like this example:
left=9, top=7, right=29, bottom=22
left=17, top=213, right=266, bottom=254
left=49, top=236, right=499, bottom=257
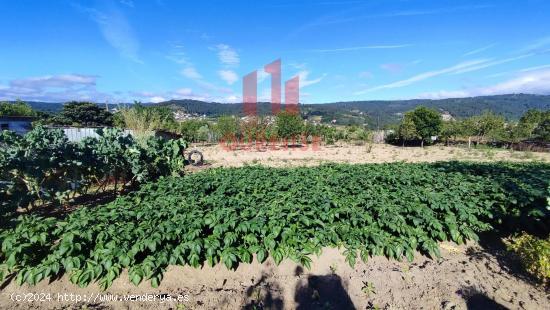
left=20, top=94, right=550, bottom=128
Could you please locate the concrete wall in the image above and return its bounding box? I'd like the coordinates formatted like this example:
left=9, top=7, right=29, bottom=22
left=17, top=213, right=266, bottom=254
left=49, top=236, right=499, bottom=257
left=56, top=127, right=134, bottom=142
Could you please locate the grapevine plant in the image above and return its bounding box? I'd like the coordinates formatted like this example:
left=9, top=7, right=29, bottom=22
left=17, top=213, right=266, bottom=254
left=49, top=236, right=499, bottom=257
left=0, top=162, right=548, bottom=289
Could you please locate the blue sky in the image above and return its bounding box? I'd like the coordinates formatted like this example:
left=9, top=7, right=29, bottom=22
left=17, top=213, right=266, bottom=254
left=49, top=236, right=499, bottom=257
left=1, top=0, right=550, bottom=103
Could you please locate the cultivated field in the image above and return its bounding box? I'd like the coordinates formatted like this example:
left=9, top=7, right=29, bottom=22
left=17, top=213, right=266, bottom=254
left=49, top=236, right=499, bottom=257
left=2, top=158, right=549, bottom=310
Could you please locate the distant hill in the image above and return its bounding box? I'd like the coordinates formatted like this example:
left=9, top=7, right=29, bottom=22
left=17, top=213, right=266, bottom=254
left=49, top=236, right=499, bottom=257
left=157, top=94, right=550, bottom=128
left=19, top=94, right=550, bottom=128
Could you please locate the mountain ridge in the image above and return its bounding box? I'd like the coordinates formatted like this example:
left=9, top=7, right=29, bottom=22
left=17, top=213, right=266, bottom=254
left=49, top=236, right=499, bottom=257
left=17, top=93, right=550, bottom=128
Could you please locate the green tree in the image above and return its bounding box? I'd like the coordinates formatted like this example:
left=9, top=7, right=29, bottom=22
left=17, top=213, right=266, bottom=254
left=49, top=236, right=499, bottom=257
left=52, top=101, right=113, bottom=126
left=0, top=100, right=36, bottom=117
left=398, top=113, right=418, bottom=147
left=470, top=111, right=506, bottom=145
left=408, top=106, right=442, bottom=147
left=439, top=120, right=462, bottom=146
left=216, top=115, right=240, bottom=141
left=275, top=111, right=303, bottom=143
left=535, top=118, right=550, bottom=141
left=177, top=119, right=210, bottom=142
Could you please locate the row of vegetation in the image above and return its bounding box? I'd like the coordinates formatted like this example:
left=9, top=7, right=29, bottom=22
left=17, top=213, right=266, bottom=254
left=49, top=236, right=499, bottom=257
left=391, top=107, right=549, bottom=147
left=0, top=127, right=187, bottom=219
left=2, top=101, right=549, bottom=147
left=1, top=162, right=548, bottom=288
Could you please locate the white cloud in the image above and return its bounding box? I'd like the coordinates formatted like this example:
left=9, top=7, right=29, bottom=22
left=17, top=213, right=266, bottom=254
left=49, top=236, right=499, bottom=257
left=520, top=64, right=550, bottom=72
left=131, top=88, right=241, bottom=103
left=375, top=4, right=494, bottom=18
left=462, top=43, right=497, bottom=57
left=218, top=70, right=238, bottom=85
left=417, top=69, right=550, bottom=99
left=355, top=59, right=489, bottom=94
left=215, top=44, right=239, bottom=66
left=10, top=74, right=97, bottom=89
left=174, top=88, right=193, bottom=96
left=297, top=71, right=327, bottom=88
left=451, top=53, right=533, bottom=75
left=149, top=96, right=166, bottom=103
left=257, top=69, right=270, bottom=83
left=356, top=51, right=538, bottom=95
left=181, top=67, right=203, bottom=80
left=166, top=44, right=189, bottom=65
left=310, top=44, right=411, bottom=53
left=221, top=94, right=241, bottom=103
left=119, top=0, right=134, bottom=8
left=76, top=5, right=142, bottom=63
left=520, top=36, right=550, bottom=53
left=0, top=74, right=112, bottom=102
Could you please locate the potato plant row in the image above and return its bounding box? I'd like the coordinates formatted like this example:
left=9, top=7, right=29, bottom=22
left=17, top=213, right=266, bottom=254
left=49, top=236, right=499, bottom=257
left=1, top=162, right=548, bottom=289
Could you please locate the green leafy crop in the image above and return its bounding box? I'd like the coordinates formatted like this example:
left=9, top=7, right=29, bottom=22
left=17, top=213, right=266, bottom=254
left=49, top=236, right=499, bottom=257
left=1, top=162, right=548, bottom=288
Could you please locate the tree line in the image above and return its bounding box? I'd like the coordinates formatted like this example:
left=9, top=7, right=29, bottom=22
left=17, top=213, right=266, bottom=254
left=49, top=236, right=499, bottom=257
left=390, top=106, right=549, bottom=147
left=2, top=101, right=549, bottom=147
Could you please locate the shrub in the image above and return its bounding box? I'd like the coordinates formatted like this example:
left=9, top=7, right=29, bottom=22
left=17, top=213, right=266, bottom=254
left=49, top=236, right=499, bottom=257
left=506, top=233, right=550, bottom=284
left=0, top=127, right=187, bottom=214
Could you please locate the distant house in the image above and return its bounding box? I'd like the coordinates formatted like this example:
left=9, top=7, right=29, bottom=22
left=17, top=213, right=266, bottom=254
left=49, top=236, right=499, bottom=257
left=441, top=111, right=454, bottom=121
left=0, top=116, right=35, bottom=135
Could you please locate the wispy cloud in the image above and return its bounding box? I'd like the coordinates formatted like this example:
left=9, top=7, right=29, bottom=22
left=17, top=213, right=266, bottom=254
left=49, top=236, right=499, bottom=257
left=181, top=67, right=203, bottom=80
left=302, top=4, right=493, bottom=28
left=451, top=53, right=533, bottom=74
left=218, top=70, right=238, bottom=85
left=520, top=64, right=550, bottom=72
left=10, top=74, right=97, bottom=89
left=297, top=71, right=327, bottom=88
left=167, top=44, right=235, bottom=98
left=215, top=44, right=240, bottom=67
left=520, top=35, right=550, bottom=53
left=357, top=51, right=537, bottom=94
left=165, top=43, right=189, bottom=65
left=417, top=69, right=550, bottom=99
left=485, top=63, right=550, bottom=79
left=309, top=44, right=411, bottom=53
left=75, top=4, right=142, bottom=63
left=119, top=0, right=134, bottom=8
left=462, top=43, right=497, bottom=57
left=131, top=88, right=210, bottom=103
left=0, top=74, right=112, bottom=102
left=355, top=59, right=489, bottom=94
left=375, top=4, right=494, bottom=18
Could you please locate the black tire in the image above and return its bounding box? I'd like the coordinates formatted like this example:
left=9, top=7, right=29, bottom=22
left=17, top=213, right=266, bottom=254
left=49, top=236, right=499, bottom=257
left=187, top=150, right=204, bottom=166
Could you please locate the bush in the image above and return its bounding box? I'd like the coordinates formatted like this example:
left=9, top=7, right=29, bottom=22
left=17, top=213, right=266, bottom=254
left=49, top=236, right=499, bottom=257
left=506, top=233, right=550, bottom=284
left=0, top=127, right=187, bottom=214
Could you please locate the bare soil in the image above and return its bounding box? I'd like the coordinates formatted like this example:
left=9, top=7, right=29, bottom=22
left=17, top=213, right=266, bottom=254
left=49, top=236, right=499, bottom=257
left=196, top=143, right=550, bottom=168
left=1, top=239, right=548, bottom=309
